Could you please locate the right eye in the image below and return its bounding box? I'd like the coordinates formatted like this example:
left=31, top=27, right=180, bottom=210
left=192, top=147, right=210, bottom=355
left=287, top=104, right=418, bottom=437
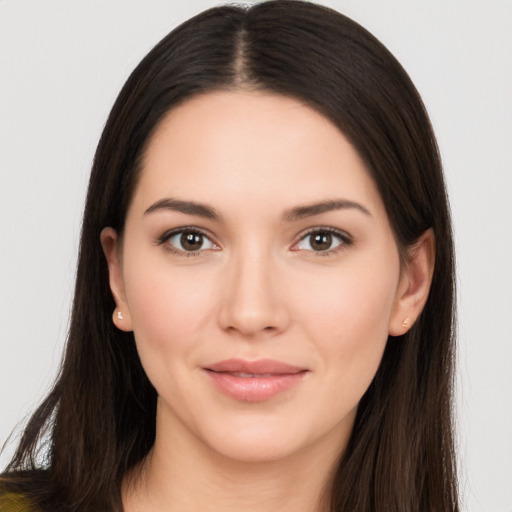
left=160, top=229, right=219, bottom=255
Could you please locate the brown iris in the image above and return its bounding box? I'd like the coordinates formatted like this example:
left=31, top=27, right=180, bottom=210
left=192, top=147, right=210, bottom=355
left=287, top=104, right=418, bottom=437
left=310, top=232, right=332, bottom=251
left=180, top=231, right=204, bottom=251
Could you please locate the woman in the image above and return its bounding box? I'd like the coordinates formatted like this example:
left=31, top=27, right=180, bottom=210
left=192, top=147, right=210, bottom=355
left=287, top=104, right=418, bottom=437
left=1, top=1, right=458, bottom=511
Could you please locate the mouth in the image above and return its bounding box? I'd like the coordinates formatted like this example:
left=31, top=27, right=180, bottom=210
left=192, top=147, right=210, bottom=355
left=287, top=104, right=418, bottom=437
left=203, top=358, right=308, bottom=402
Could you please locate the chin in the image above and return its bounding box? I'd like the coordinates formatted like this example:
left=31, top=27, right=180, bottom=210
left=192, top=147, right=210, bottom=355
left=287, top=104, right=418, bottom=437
left=210, top=435, right=304, bottom=464
left=197, top=412, right=335, bottom=465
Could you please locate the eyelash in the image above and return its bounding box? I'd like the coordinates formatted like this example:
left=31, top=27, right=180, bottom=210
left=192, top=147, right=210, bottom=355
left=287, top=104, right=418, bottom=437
left=156, top=227, right=353, bottom=257
left=292, top=227, right=353, bottom=256
left=157, top=227, right=218, bottom=257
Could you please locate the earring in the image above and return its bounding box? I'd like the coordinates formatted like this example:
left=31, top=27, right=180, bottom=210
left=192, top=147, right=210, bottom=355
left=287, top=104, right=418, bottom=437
left=401, top=317, right=410, bottom=328
left=117, top=311, right=124, bottom=320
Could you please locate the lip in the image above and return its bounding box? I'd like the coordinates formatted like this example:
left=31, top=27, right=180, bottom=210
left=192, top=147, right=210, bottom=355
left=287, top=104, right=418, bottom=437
left=203, top=358, right=308, bottom=402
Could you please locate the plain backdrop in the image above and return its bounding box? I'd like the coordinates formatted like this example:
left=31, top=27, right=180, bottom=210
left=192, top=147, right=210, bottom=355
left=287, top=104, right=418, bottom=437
left=1, top=1, right=511, bottom=511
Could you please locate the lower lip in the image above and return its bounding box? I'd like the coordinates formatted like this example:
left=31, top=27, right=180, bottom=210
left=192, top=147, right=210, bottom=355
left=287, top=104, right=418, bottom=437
left=204, top=370, right=307, bottom=402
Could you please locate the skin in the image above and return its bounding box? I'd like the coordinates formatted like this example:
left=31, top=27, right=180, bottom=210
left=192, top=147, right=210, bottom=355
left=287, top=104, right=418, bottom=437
left=101, top=91, right=434, bottom=512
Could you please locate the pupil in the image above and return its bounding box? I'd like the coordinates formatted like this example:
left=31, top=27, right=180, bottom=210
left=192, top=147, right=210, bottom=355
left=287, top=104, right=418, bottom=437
left=181, top=232, right=202, bottom=250
left=311, top=232, right=332, bottom=251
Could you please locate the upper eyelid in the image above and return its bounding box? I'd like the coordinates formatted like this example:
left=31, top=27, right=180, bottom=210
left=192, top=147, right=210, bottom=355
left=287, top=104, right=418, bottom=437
left=290, top=227, right=354, bottom=254
left=158, top=226, right=216, bottom=242
left=156, top=225, right=352, bottom=249
left=296, top=226, right=352, bottom=242
left=157, top=227, right=220, bottom=257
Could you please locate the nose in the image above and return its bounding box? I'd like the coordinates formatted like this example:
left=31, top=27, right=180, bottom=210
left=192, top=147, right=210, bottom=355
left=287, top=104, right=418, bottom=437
left=217, top=247, right=290, bottom=338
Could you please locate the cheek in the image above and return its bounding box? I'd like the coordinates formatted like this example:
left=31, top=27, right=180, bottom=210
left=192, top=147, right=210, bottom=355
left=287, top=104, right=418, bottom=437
left=295, top=257, right=399, bottom=389
left=122, top=253, right=218, bottom=362
left=300, top=262, right=397, bottom=334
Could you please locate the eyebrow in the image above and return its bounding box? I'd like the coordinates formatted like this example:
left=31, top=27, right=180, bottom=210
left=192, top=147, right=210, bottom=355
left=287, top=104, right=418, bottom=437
left=144, top=198, right=221, bottom=220
left=144, top=197, right=371, bottom=222
left=283, top=199, right=371, bottom=221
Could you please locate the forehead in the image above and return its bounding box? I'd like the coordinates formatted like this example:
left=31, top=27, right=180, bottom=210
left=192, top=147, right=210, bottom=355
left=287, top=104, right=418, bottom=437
left=131, top=90, right=385, bottom=218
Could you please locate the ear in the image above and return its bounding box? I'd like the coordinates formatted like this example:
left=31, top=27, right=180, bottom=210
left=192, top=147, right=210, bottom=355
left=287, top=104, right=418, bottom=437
left=100, top=227, right=133, bottom=332
left=388, top=229, right=435, bottom=336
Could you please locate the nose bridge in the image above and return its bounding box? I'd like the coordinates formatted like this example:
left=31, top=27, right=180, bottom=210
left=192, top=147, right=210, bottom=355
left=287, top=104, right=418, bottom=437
left=218, top=240, right=288, bottom=336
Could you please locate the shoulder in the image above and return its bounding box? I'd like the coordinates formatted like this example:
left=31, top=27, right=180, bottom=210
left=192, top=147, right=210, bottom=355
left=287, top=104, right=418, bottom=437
left=0, top=479, right=38, bottom=512
left=0, top=491, right=35, bottom=512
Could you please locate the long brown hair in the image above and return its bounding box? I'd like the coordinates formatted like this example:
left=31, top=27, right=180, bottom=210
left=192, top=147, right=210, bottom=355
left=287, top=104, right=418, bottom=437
left=2, top=2, right=458, bottom=510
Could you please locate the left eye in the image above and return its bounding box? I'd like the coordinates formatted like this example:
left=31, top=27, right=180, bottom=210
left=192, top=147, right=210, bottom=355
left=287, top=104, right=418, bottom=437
left=294, top=230, right=347, bottom=252
left=166, top=230, right=217, bottom=252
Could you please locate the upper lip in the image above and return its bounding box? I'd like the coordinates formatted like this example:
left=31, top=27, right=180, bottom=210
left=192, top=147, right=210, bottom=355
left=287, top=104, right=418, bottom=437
left=204, top=358, right=307, bottom=375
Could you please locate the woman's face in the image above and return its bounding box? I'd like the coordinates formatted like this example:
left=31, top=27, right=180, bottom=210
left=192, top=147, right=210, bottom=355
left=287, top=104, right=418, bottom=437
left=103, top=91, right=417, bottom=463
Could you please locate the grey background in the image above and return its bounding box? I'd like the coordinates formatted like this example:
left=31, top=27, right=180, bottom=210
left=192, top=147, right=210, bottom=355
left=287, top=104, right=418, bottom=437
left=1, top=1, right=511, bottom=510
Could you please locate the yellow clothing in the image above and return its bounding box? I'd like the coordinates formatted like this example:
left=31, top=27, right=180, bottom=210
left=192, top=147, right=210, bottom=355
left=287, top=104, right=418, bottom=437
left=0, top=489, right=35, bottom=512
